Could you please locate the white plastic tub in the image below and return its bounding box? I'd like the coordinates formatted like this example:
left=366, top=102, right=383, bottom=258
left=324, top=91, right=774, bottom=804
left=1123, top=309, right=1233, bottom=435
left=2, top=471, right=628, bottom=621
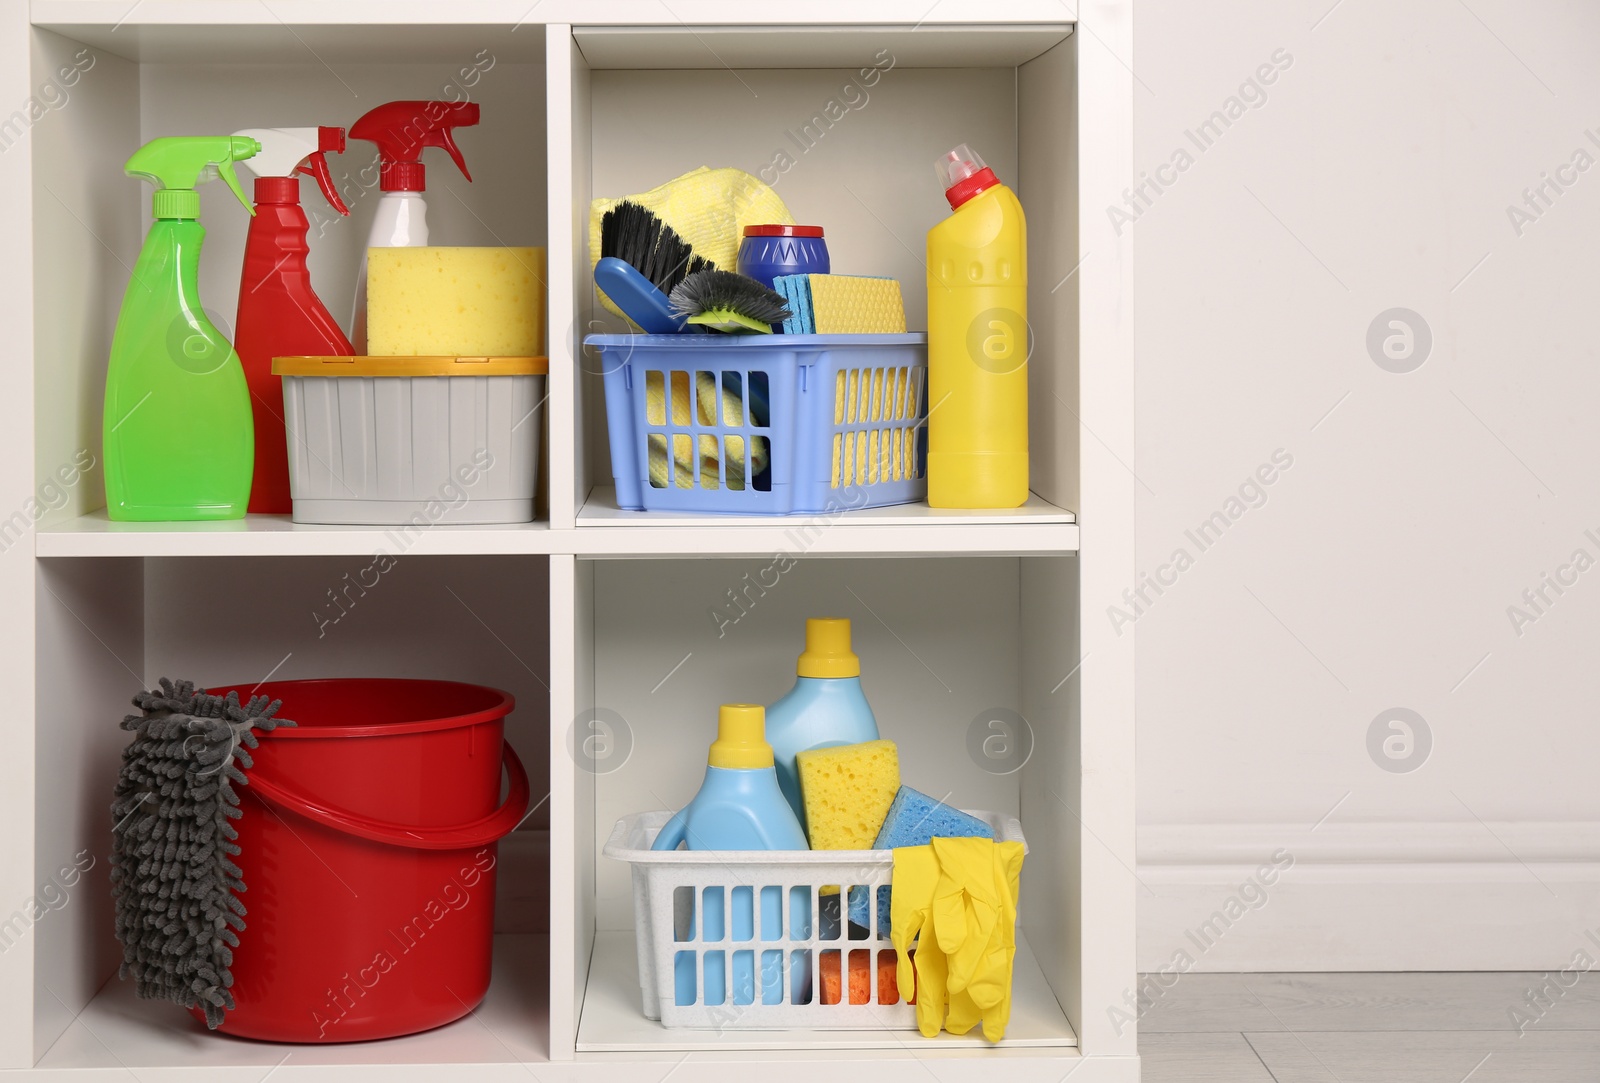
left=273, top=355, right=546, bottom=525
left=603, top=809, right=1026, bottom=1030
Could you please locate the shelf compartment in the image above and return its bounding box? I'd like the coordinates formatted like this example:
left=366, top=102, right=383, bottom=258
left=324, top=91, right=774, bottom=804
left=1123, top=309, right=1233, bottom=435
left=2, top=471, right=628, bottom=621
left=555, top=22, right=1080, bottom=530
left=555, top=554, right=1086, bottom=1060
left=577, top=928, right=1076, bottom=1052
left=35, top=555, right=552, bottom=1065
left=31, top=25, right=549, bottom=533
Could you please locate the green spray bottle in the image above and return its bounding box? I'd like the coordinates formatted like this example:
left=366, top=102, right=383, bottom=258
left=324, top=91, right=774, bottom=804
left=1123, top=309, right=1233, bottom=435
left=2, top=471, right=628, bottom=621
left=104, top=136, right=260, bottom=521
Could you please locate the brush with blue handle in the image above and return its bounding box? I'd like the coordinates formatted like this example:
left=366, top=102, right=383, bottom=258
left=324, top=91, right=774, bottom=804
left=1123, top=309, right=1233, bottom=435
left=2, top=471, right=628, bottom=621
left=596, top=200, right=711, bottom=334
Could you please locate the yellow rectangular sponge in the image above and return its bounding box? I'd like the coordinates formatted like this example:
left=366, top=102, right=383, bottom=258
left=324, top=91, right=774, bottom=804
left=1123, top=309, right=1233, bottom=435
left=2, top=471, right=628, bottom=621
left=367, top=246, right=546, bottom=356
left=809, top=275, right=906, bottom=335
left=796, top=739, right=901, bottom=850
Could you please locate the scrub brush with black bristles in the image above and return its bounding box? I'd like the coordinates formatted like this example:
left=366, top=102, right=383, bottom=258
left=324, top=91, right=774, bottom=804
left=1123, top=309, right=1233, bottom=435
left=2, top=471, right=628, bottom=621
left=595, top=200, right=714, bottom=333
left=669, top=269, right=792, bottom=334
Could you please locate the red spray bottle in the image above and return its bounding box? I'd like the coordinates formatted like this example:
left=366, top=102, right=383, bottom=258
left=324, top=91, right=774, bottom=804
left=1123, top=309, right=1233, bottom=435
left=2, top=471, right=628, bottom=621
left=233, top=126, right=352, bottom=514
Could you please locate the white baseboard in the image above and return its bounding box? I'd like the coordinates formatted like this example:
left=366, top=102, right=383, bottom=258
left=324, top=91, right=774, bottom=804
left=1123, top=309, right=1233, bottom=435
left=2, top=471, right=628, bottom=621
left=1137, top=822, right=1600, bottom=972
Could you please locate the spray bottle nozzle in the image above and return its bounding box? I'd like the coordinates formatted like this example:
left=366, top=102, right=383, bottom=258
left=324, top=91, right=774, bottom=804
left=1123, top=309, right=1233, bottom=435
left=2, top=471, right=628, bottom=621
left=348, top=101, right=480, bottom=193
left=234, top=127, right=350, bottom=215
left=125, top=135, right=260, bottom=218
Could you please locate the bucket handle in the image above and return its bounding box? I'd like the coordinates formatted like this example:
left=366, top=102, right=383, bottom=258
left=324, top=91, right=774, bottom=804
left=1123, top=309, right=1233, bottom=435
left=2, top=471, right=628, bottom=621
left=244, top=741, right=531, bottom=851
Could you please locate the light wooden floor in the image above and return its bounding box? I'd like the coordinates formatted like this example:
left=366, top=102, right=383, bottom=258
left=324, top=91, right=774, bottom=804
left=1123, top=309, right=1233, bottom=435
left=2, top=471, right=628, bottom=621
left=1139, top=972, right=1600, bottom=1081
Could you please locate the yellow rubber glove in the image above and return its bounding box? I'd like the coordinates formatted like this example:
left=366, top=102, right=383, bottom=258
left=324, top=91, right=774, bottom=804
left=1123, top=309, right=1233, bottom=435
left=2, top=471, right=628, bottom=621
left=890, top=845, right=950, bottom=1038
left=931, top=836, right=1003, bottom=998
left=946, top=841, right=1025, bottom=1041
left=894, top=839, right=1024, bottom=1042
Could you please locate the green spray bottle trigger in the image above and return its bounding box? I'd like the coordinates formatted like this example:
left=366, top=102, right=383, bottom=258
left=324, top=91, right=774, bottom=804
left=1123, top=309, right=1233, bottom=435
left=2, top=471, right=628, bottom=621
left=124, top=135, right=261, bottom=219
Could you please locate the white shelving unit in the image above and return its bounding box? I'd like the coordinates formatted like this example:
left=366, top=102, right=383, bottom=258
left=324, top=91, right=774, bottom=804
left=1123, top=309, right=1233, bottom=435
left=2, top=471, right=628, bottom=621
left=3, top=2, right=1136, bottom=1079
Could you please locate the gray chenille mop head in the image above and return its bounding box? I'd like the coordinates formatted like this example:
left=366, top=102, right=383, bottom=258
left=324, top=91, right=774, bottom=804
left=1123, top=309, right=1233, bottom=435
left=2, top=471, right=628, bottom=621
left=110, top=678, right=295, bottom=1028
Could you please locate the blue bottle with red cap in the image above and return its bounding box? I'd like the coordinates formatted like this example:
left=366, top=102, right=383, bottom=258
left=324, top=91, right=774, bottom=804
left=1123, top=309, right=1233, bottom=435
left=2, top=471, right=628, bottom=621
left=737, top=224, right=830, bottom=289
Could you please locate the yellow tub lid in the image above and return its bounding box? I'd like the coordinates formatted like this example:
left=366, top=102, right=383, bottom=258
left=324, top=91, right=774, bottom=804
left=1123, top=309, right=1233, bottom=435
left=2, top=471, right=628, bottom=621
left=272, top=356, right=549, bottom=377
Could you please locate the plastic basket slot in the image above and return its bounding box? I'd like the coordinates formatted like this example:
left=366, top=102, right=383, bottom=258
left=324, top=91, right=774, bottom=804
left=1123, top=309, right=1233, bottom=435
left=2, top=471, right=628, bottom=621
left=819, top=949, right=843, bottom=1005
left=870, top=368, right=885, bottom=422
left=849, top=885, right=873, bottom=938
left=759, top=885, right=783, bottom=940
left=867, top=429, right=881, bottom=485
left=748, top=371, right=769, bottom=427
left=833, top=369, right=846, bottom=425
left=647, top=433, right=666, bottom=488
left=670, top=370, right=691, bottom=425
left=879, top=948, right=900, bottom=1004
left=645, top=370, right=665, bottom=425
left=789, top=885, right=812, bottom=940
left=673, top=884, right=695, bottom=941
left=761, top=948, right=785, bottom=1005
left=791, top=949, right=813, bottom=1004
left=725, top=436, right=746, bottom=490
left=673, top=434, right=693, bottom=488
left=699, top=434, right=720, bottom=490
left=702, top=885, right=726, bottom=941
left=674, top=951, right=696, bottom=1005
left=703, top=950, right=727, bottom=1005
left=695, top=371, right=716, bottom=426
left=750, top=435, right=771, bottom=491
left=733, top=949, right=757, bottom=1005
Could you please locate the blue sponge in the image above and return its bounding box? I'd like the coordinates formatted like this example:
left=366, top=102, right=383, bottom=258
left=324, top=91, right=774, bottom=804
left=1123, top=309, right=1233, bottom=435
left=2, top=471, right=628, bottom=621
left=854, top=787, right=996, bottom=933
left=873, top=786, right=995, bottom=850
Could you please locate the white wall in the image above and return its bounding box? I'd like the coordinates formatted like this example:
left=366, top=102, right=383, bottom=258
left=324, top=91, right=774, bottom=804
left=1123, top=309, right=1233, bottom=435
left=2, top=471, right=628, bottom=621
left=1132, top=0, right=1600, bottom=970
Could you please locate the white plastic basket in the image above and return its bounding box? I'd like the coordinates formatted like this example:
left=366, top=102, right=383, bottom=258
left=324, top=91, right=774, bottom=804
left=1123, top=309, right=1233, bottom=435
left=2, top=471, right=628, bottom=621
left=602, top=809, right=1026, bottom=1030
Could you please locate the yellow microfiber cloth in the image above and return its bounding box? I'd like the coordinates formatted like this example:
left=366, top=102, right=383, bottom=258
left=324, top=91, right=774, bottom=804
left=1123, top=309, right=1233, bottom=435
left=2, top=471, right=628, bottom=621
left=795, top=739, right=900, bottom=849
left=891, top=836, right=1025, bottom=1042
left=645, top=371, right=768, bottom=489
left=589, top=167, right=793, bottom=323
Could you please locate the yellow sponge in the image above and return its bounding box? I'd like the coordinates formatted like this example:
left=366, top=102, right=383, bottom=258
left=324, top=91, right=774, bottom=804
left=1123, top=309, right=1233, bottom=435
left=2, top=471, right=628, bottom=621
left=796, top=739, right=900, bottom=850
left=809, top=275, right=906, bottom=334
left=367, top=246, right=546, bottom=356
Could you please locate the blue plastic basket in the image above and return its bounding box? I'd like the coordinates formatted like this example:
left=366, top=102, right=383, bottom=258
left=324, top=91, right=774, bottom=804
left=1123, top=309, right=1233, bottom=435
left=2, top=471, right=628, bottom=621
left=589, top=333, right=928, bottom=515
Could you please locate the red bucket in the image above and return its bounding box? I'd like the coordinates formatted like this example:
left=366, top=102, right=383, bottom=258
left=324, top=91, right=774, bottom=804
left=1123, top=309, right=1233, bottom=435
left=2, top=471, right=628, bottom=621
left=201, top=678, right=530, bottom=1042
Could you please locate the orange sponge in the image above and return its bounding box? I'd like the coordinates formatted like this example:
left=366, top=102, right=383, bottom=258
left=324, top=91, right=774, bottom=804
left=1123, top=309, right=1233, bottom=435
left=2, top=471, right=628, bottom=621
left=821, top=948, right=903, bottom=1005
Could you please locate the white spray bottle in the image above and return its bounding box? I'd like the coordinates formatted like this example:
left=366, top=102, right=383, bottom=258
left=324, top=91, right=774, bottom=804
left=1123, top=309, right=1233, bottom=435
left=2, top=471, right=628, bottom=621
left=346, top=100, right=480, bottom=351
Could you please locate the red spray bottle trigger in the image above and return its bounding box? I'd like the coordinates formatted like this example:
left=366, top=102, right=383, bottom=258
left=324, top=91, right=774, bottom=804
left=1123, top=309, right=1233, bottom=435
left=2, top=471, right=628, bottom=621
left=296, top=126, right=349, bottom=215
left=348, top=101, right=480, bottom=192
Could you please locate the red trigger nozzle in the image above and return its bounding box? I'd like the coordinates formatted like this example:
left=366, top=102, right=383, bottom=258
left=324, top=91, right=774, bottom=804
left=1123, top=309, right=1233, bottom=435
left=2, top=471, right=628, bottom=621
left=298, top=126, right=349, bottom=216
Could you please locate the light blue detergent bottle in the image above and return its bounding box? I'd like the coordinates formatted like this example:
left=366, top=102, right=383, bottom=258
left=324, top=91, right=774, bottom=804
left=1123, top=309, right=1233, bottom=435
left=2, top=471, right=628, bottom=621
left=653, top=704, right=808, bottom=1008
left=766, top=618, right=880, bottom=827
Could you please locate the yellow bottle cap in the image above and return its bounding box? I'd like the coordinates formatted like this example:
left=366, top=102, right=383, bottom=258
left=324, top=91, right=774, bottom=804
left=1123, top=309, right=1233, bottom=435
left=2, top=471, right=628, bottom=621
left=797, top=617, right=860, bottom=678
left=708, top=704, right=774, bottom=769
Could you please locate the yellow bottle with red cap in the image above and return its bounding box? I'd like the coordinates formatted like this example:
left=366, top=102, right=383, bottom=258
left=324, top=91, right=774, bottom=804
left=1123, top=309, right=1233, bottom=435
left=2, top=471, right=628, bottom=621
left=926, top=143, right=1029, bottom=508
